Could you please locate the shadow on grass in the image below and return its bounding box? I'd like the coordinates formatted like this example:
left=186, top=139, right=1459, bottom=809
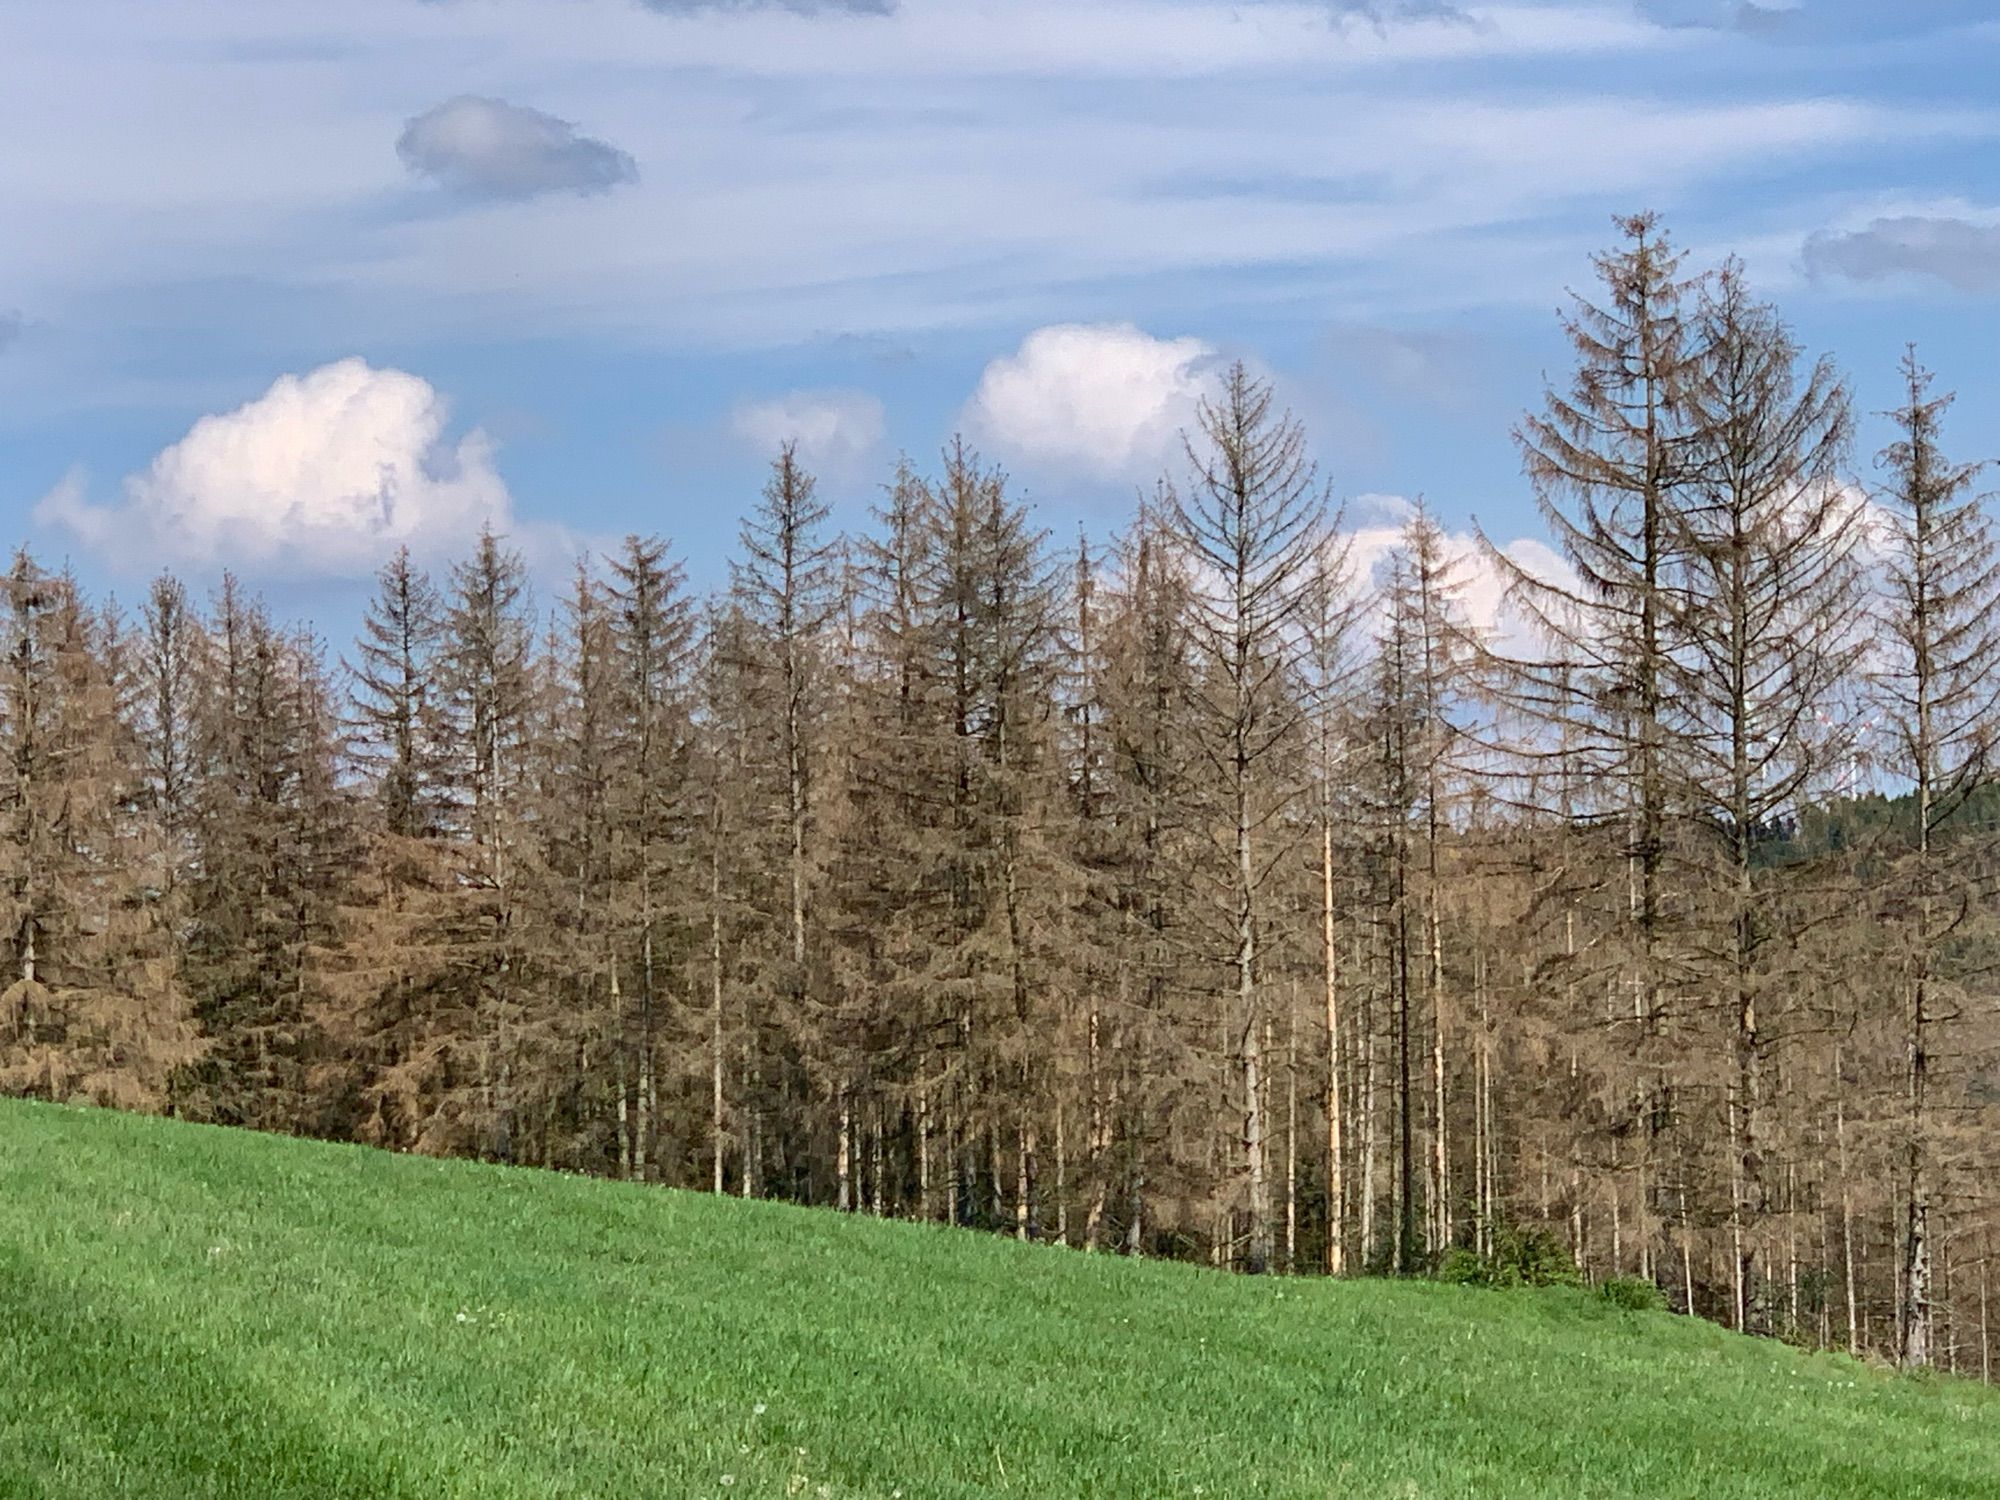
left=0, top=1248, right=441, bottom=1500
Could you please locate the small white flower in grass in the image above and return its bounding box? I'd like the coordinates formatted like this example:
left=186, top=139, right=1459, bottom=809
left=720, top=1475, right=734, bottom=1488
left=753, top=1402, right=768, bottom=1416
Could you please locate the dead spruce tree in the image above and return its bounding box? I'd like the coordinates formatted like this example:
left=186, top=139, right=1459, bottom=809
left=727, top=445, right=841, bottom=1196
left=1666, top=264, right=1860, bottom=1334
left=439, top=531, right=540, bottom=1162
left=1497, top=212, right=1707, bottom=1289
left=1870, top=350, right=2000, bottom=1369
left=605, top=534, right=696, bottom=1182
left=1094, top=498, right=1203, bottom=1254
left=1303, top=532, right=1363, bottom=1272
left=0, top=554, right=194, bottom=1109
left=1169, top=363, right=1330, bottom=1274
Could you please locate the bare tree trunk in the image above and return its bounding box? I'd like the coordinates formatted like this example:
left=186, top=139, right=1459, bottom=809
left=945, top=1105, right=962, bottom=1226
left=711, top=848, right=726, bottom=1195
left=1611, top=1137, right=1624, bottom=1276
left=1785, top=1160, right=1799, bottom=1336
left=1323, top=816, right=1344, bottom=1275
left=1902, top=943, right=1934, bottom=1368
left=1016, top=1122, right=1033, bottom=1242
left=1980, top=1238, right=1991, bottom=1384
left=870, top=1102, right=886, bottom=1217
left=1729, top=1094, right=1746, bottom=1333
left=989, top=1124, right=1005, bottom=1226
left=1285, top=998, right=1298, bottom=1273
left=1358, top=933, right=1377, bottom=1268
left=1239, top=754, right=1268, bottom=1273
left=1475, top=946, right=1493, bottom=1258
left=1680, top=1187, right=1696, bottom=1318
left=1126, top=1124, right=1145, bottom=1255
left=1055, top=1101, right=1069, bottom=1247
left=1429, top=883, right=1449, bottom=1255
left=611, top=966, right=634, bottom=1182
left=1086, top=1000, right=1107, bottom=1251
left=1837, top=1057, right=1859, bottom=1356
left=837, top=1092, right=853, bottom=1212
left=917, top=1087, right=934, bottom=1222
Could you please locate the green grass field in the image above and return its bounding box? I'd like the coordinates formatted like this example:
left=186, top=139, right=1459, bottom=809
left=2, top=1101, right=1995, bottom=1499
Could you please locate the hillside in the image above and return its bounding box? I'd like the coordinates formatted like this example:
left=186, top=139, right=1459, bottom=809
left=2, top=1102, right=1995, bottom=1499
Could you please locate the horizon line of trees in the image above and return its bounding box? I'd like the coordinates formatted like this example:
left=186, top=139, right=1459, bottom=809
left=5, top=213, right=1997, bottom=1380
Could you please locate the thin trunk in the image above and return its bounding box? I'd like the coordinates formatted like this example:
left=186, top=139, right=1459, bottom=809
left=1358, top=931, right=1377, bottom=1268
left=1837, top=1056, right=1859, bottom=1356
left=1285, top=998, right=1298, bottom=1273
left=711, top=839, right=726, bottom=1195
left=1086, top=998, right=1107, bottom=1251
left=1016, top=1121, right=1032, bottom=1242
left=870, top=1103, right=885, bottom=1218
left=1680, top=1184, right=1696, bottom=1318
left=1396, top=850, right=1417, bottom=1275
left=1239, top=753, right=1267, bottom=1273
left=917, top=1087, right=934, bottom=1222
left=1428, top=863, right=1448, bottom=1255
left=1323, top=814, right=1345, bottom=1275
left=1980, top=1241, right=1990, bottom=1383
left=837, top=1093, right=853, bottom=1212
left=1055, top=1101, right=1069, bottom=1247
left=1729, top=1094, right=1746, bottom=1333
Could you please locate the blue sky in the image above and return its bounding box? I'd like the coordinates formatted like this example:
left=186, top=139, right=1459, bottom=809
left=2, top=0, right=1997, bottom=630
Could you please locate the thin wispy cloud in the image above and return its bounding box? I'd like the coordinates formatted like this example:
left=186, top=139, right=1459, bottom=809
left=636, top=0, right=895, bottom=12
left=1326, top=0, right=1472, bottom=25
left=1804, top=215, right=2000, bottom=294
left=1635, top=0, right=1801, bottom=34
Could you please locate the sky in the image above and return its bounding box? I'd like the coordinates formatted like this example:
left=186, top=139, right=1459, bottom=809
left=2, top=0, right=1997, bottom=635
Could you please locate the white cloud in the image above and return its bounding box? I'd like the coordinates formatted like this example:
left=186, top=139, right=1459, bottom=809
left=37, top=358, right=532, bottom=578
left=397, top=95, right=639, bottom=200
left=729, top=387, right=886, bottom=475
left=1343, top=493, right=1580, bottom=657
left=963, top=323, right=1220, bottom=481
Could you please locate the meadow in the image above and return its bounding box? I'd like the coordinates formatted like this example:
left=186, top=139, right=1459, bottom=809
left=3, top=1099, right=1995, bottom=1498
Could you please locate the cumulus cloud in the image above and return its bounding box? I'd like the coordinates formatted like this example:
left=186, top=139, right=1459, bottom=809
left=1344, top=494, right=1580, bottom=658
left=730, top=387, right=886, bottom=474
left=1802, top=215, right=2000, bottom=294
left=396, top=96, right=638, bottom=200
left=37, top=358, right=527, bottom=577
left=963, top=323, right=1222, bottom=482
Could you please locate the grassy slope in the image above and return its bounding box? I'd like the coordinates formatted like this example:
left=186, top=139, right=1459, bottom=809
left=2, top=1102, right=1995, bottom=1500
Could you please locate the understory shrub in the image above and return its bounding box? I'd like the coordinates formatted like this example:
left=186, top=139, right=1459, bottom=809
left=1429, top=1226, right=1585, bottom=1290
left=1599, top=1275, right=1669, bottom=1313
